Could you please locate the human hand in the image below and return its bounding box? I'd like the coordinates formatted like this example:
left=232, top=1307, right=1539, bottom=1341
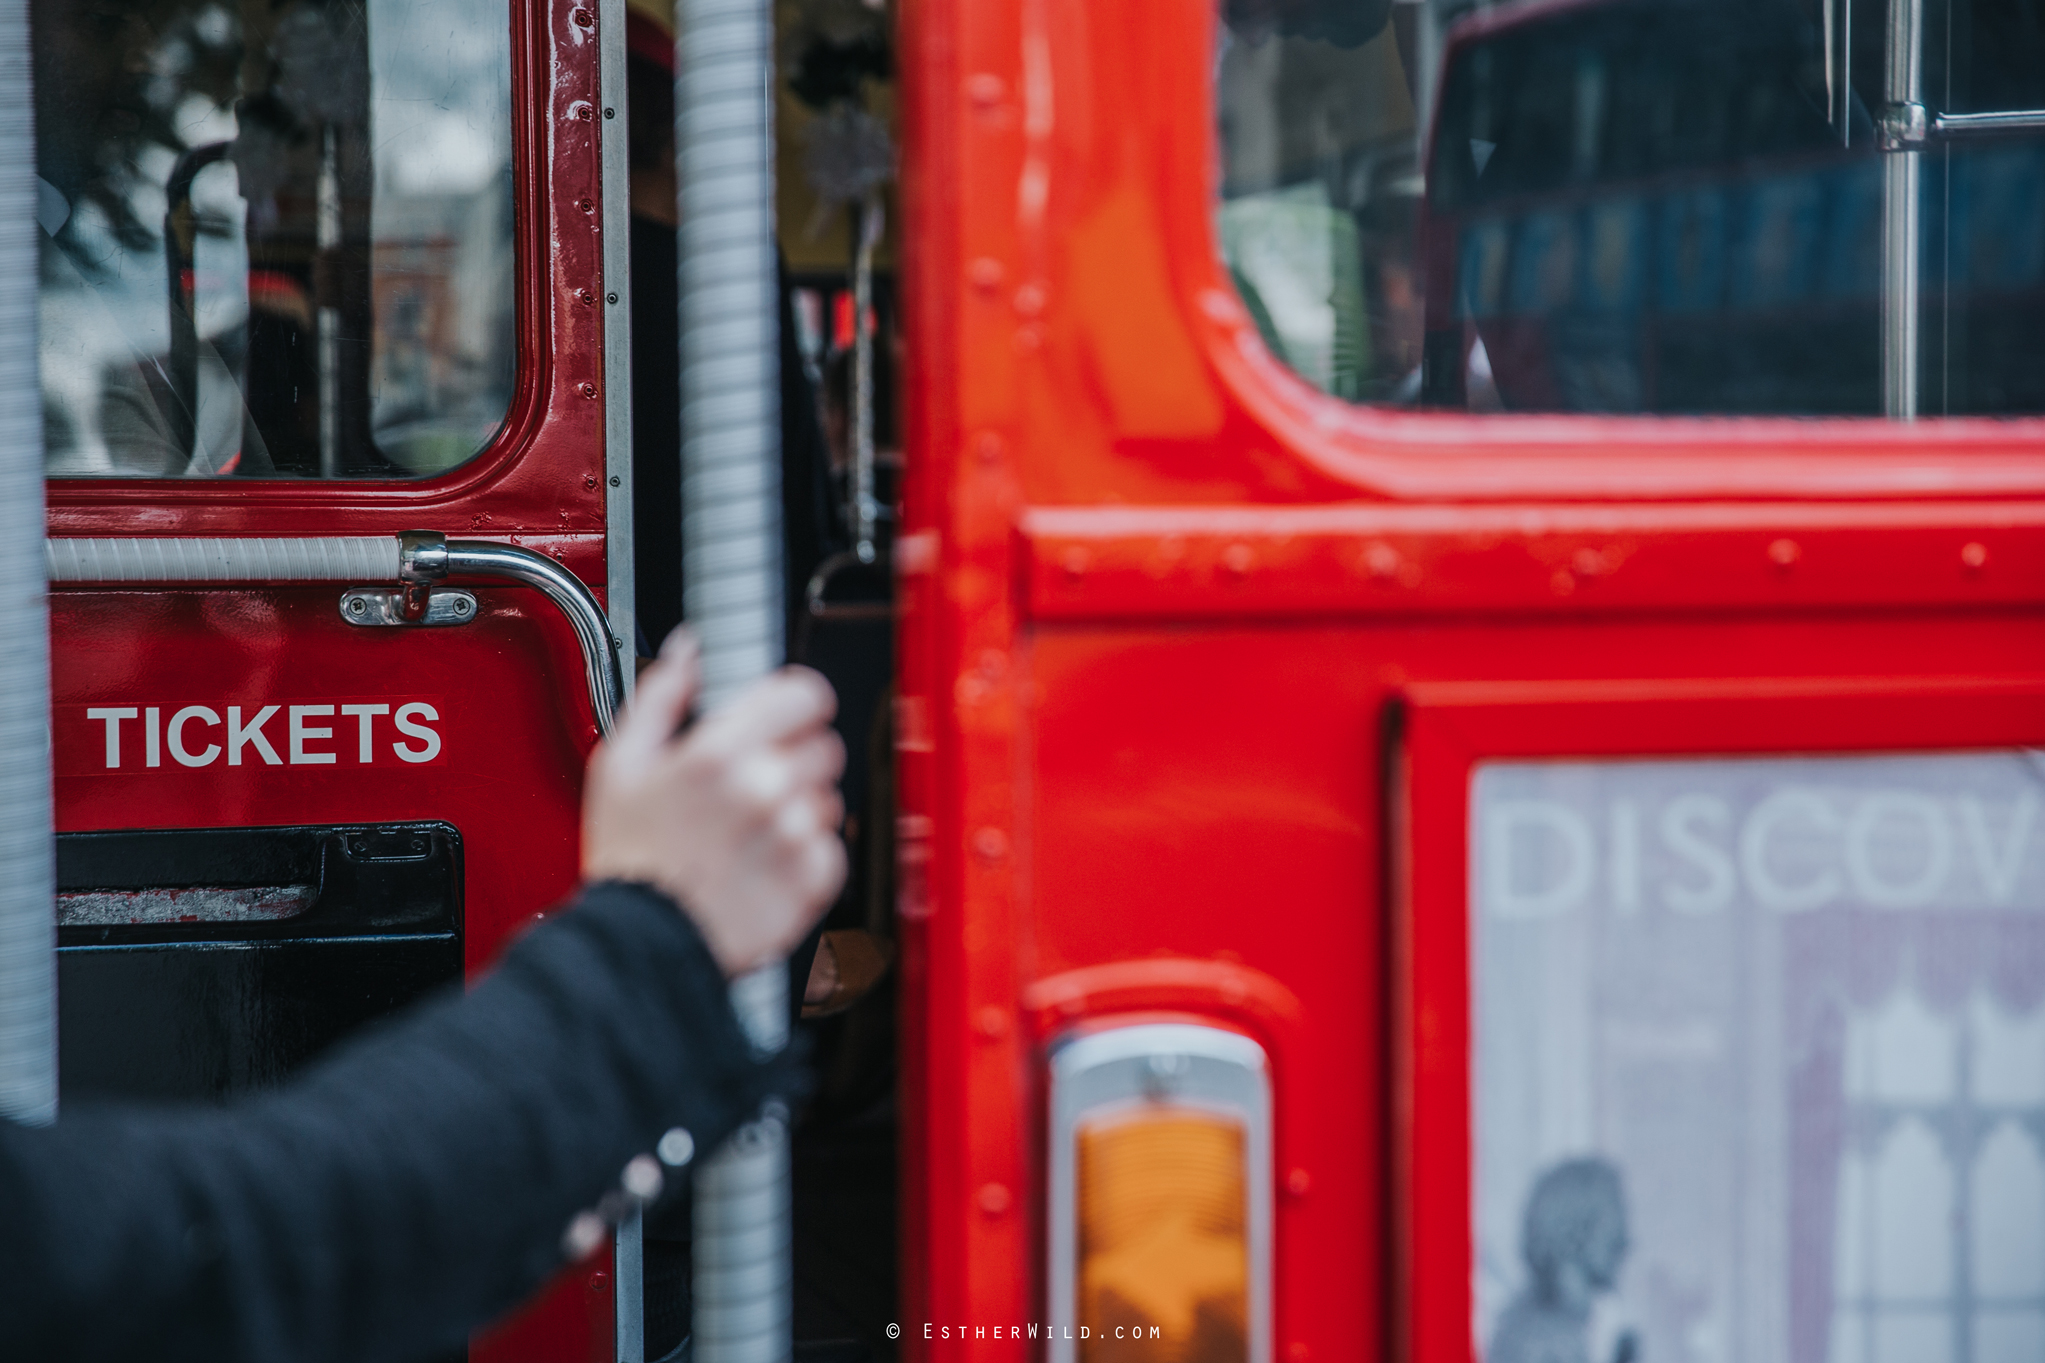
left=582, top=630, right=847, bottom=975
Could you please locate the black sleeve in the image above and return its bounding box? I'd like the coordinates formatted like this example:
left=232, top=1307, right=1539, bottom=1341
left=0, top=880, right=788, bottom=1363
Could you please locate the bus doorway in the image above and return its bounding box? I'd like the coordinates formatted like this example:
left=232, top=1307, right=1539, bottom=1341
left=620, top=1, right=902, bottom=1357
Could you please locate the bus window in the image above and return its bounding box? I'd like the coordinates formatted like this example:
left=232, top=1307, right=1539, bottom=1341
left=34, top=0, right=513, bottom=478
left=1215, top=0, right=2045, bottom=416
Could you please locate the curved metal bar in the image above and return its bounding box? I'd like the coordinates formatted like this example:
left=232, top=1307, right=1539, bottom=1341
left=803, top=549, right=893, bottom=624
left=1935, top=108, right=2045, bottom=138
left=400, top=532, right=624, bottom=737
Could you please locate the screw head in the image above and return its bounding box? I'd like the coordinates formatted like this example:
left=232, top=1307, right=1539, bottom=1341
left=603, top=106, right=615, bottom=119
left=347, top=597, right=367, bottom=615
left=452, top=597, right=471, bottom=615
left=657, top=1127, right=696, bottom=1167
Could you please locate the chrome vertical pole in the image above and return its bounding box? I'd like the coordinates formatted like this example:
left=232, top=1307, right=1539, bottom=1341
left=674, top=0, right=792, bottom=1358
left=850, top=194, right=882, bottom=566
left=0, top=0, right=57, bottom=1127
left=1879, top=0, right=1925, bottom=419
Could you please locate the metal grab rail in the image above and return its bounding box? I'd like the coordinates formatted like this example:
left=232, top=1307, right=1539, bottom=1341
left=0, top=0, right=57, bottom=1128
left=803, top=550, right=891, bottom=624
left=48, top=533, right=625, bottom=740
left=1876, top=0, right=2045, bottom=419
left=399, top=531, right=625, bottom=737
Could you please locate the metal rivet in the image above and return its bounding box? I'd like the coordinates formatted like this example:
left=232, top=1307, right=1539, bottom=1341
left=657, top=1127, right=696, bottom=1167
left=1768, top=537, right=1801, bottom=568
left=561, top=1211, right=605, bottom=1259
left=967, top=257, right=1003, bottom=291
left=966, top=73, right=1004, bottom=108
left=608, top=475, right=621, bottom=486
left=579, top=197, right=595, bottom=213
left=1286, top=1168, right=1312, bottom=1198
left=972, top=827, right=1008, bottom=863
left=571, top=7, right=594, bottom=27
left=622, top=1154, right=664, bottom=1201
left=603, top=107, right=615, bottom=119
left=578, top=288, right=596, bottom=305
left=974, top=1006, right=1008, bottom=1039
left=580, top=382, right=598, bottom=399
left=977, top=1182, right=1011, bottom=1216
left=606, top=291, right=619, bottom=304
left=1961, top=541, right=1989, bottom=571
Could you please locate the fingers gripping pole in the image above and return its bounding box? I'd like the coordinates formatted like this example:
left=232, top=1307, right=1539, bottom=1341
left=674, top=0, right=791, bottom=1357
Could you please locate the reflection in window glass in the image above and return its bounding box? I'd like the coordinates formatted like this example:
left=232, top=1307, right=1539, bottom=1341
left=1217, top=0, right=2045, bottom=416
left=34, top=0, right=513, bottom=478
left=1470, top=755, right=2045, bottom=1363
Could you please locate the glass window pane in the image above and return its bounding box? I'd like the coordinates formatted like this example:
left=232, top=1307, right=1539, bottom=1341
left=1217, top=0, right=2045, bottom=416
left=35, top=0, right=513, bottom=479
left=1470, top=754, right=2045, bottom=1363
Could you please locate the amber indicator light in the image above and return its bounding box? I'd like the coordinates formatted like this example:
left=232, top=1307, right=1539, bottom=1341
left=1077, top=1106, right=1250, bottom=1363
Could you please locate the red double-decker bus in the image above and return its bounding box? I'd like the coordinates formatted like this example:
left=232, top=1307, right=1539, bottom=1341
left=29, top=0, right=2045, bottom=1358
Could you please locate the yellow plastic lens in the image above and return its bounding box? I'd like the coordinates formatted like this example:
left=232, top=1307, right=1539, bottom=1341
left=1077, top=1106, right=1249, bottom=1363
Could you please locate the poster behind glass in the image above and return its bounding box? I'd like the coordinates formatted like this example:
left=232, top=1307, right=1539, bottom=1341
left=1471, top=754, right=2045, bottom=1363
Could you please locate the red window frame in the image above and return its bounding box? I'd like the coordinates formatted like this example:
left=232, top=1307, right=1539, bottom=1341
left=1395, top=676, right=2045, bottom=1363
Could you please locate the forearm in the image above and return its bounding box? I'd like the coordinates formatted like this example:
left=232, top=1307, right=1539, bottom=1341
left=0, top=880, right=781, bottom=1363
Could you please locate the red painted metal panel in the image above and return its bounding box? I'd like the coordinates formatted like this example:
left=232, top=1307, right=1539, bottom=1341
left=898, top=0, right=2045, bottom=1357
left=45, top=3, right=621, bottom=1359
left=1017, top=503, right=2045, bottom=622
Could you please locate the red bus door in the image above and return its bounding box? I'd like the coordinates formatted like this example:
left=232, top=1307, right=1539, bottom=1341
left=896, top=0, right=2045, bottom=1357
left=37, top=0, right=630, bottom=1357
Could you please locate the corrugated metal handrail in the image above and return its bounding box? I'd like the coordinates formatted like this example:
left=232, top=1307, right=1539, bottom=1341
left=48, top=535, right=399, bottom=583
